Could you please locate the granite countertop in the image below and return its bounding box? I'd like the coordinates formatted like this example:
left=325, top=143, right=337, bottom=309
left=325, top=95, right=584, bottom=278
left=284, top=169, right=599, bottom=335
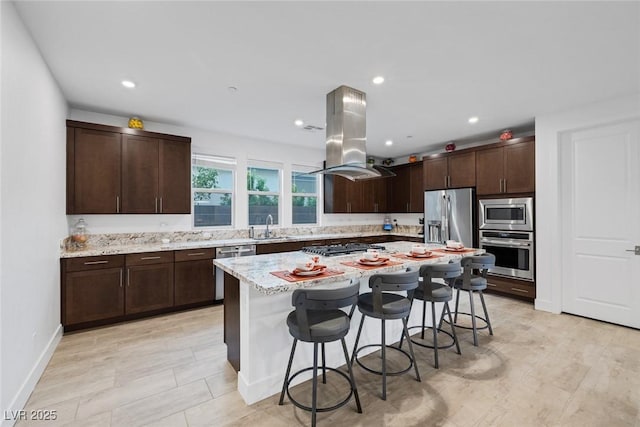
left=60, top=231, right=424, bottom=258
left=214, top=241, right=483, bottom=295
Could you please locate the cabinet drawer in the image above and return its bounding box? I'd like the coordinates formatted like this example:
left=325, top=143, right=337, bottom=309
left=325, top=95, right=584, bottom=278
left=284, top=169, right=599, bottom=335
left=64, top=255, right=125, bottom=272
left=486, top=276, right=536, bottom=299
left=126, top=251, right=174, bottom=266
left=175, top=248, right=215, bottom=262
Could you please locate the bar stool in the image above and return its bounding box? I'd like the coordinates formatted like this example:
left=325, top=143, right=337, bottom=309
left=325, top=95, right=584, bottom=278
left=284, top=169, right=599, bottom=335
left=350, top=268, right=421, bottom=401
left=279, top=280, right=362, bottom=426
left=450, top=253, right=496, bottom=346
left=401, top=261, right=462, bottom=368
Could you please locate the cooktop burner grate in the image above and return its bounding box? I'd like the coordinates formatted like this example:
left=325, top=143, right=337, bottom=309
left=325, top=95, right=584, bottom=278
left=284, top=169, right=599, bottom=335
left=301, top=243, right=385, bottom=256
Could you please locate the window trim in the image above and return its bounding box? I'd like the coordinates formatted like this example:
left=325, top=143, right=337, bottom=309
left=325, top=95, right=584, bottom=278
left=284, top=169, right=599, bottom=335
left=192, top=154, right=236, bottom=229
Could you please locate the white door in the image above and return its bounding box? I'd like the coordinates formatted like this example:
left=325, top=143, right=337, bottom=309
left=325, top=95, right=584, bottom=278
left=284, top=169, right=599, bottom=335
left=561, top=119, right=640, bottom=329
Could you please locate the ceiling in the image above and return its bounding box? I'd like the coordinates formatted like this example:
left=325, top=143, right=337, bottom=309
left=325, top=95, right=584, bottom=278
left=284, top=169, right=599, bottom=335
left=14, top=1, right=640, bottom=158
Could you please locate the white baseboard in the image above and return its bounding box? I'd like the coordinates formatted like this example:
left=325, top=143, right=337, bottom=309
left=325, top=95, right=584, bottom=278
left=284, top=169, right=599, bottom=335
left=535, top=298, right=561, bottom=314
left=1, top=324, right=62, bottom=427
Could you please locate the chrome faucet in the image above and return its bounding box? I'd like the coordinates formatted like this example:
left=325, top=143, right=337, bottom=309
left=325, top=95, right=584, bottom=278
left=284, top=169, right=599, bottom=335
left=265, top=214, right=274, bottom=238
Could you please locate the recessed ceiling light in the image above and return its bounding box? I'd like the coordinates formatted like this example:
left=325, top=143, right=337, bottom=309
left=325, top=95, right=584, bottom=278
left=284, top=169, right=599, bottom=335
left=468, top=116, right=479, bottom=124
left=385, top=140, right=393, bottom=146
left=294, top=119, right=304, bottom=127
left=372, top=76, right=385, bottom=85
left=121, top=80, right=136, bottom=89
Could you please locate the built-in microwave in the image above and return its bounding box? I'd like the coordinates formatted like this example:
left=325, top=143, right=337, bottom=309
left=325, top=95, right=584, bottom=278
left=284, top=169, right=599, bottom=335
left=479, top=197, right=533, bottom=231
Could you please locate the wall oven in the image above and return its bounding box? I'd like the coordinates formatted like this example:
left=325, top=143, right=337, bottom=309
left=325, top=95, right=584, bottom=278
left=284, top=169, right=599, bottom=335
left=479, top=197, right=533, bottom=231
left=479, top=230, right=534, bottom=281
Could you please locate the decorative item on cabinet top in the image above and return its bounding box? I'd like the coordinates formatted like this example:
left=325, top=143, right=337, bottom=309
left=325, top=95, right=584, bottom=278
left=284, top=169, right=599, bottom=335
left=445, top=142, right=456, bottom=152
left=408, top=154, right=418, bottom=163
left=128, top=117, right=144, bottom=129
left=499, top=129, right=513, bottom=141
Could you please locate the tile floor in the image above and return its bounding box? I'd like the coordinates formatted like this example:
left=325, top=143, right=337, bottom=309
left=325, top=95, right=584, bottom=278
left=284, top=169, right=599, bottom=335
left=16, top=294, right=640, bottom=426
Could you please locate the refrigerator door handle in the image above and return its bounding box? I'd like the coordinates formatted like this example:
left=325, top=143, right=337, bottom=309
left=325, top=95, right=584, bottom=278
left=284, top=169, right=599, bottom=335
left=446, top=194, right=452, bottom=241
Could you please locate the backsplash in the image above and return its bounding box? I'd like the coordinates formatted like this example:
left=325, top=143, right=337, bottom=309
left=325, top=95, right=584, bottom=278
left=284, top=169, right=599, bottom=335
left=62, top=224, right=422, bottom=250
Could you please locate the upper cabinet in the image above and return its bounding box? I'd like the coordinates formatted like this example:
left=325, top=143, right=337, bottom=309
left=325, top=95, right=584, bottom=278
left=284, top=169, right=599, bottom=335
left=324, top=175, right=388, bottom=213
left=423, top=151, right=476, bottom=190
left=67, top=121, right=191, bottom=214
left=476, top=137, right=535, bottom=195
left=388, top=161, right=424, bottom=213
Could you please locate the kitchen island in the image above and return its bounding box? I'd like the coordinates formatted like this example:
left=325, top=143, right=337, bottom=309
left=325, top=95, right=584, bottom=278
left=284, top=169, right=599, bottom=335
left=214, top=241, right=483, bottom=405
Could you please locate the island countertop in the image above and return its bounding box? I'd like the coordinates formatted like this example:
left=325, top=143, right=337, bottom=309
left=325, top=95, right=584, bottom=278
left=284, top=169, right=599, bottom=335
left=214, top=241, right=483, bottom=295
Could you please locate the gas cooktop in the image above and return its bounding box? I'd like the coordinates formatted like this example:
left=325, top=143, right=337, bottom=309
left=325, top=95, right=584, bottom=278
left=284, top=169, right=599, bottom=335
left=301, top=243, right=385, bottom=257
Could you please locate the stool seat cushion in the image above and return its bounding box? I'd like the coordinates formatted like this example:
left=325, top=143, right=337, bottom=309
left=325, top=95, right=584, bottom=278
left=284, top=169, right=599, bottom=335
left=454, top=276, right=487, bottom=290
left=414, top=283, right=452, bottom=303
left=357, top=292, right=411, bottom=319
left=286, top=309, right=350, bottom=342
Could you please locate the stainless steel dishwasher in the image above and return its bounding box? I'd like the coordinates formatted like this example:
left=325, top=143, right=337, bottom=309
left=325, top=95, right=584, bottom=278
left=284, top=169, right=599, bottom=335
left=215, top=245, right=257, bottom=300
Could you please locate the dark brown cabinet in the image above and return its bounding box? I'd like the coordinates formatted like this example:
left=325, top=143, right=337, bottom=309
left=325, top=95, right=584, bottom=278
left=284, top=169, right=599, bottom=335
left=388, top=162, right=423, bottom=213
left=324, top=175, right=388, bottom=213
left=125, top=252, right=174, bottom=314
left=62, top=255, right=125, bottom=326
left=67, top=127, right=122, bottom=214
left=67, top=121, right=191, bottom=214
left=174, top=248, right=215, bottom=306
left=476, top=137, right=535, bottom=195
left=424, top=151, right=476, bottom=190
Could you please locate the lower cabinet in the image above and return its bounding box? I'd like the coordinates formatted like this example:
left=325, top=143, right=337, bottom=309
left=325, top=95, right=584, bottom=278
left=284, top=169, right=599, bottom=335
left=125, top=252, right=175, bottom=314
left=174, top=248, right=215, bottom=306
left=485, top=274, right=536, bottom=301
left=62, top=250, right=215, bottom=331
left=63, top=256, right=125, bottom=325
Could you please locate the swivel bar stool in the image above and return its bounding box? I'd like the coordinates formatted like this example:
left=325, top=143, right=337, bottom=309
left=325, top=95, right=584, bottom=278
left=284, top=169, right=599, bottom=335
left=400, top=261, right=462, bottom=368
left=351, top=268, right=421, bottom=400
left=450, top=253, right=496, bottom=346
left=279, top=280, right=362, bottom=426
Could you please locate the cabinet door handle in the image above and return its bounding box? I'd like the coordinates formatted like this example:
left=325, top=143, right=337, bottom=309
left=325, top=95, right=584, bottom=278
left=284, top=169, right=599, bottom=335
left=116, top=196, right=120, bottom=213
left=503, top=179, right=507, bottom=193
left=160, top=197, right=163, bottom=213
left=487, top=283, right=497, bottom=287
left=511, top=287, right=528, bottom=294
left=187, top=252, right=206, bottom=256
left=127, top=269, right=130, bottom=287
left=119, top=269, right=123, bottom=288
left=406, top=202, right=410, bottom=213
left=448, top=175, right=451, bottom=188
left=140, top=256, right=161, bottom=260
left=499, top=179, right=503, bottom=193
left=155, top=197, right=158, bottom=213
left=444, top=176, right=448, bottom=188
left=84, top=260, right=108, bottom=265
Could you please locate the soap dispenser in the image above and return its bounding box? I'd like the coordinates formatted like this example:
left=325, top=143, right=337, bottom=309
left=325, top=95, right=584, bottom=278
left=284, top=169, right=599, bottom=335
left=383, top=217, right=393, bottom=231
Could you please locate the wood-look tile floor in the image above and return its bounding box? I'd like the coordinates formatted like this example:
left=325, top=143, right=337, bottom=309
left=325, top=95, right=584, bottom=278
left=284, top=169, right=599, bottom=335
left=17, top=294, right=640, bottom=427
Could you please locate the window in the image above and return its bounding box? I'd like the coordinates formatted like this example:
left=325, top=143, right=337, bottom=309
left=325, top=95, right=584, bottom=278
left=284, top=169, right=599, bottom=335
left=247, top=165, right=280, bottom=226
left=292, top=170, right=318, bottom=224
left=192, top=154, right=235, bottom=227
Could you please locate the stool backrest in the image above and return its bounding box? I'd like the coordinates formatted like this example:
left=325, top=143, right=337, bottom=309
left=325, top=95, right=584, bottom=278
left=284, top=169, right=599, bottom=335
left=419, top=261, right=462, bottom=297
left=291, top=279, right=361, bottom=341
left=460, top=253, right=496, bottom=284
left=368, top=268, right=419, bottom=313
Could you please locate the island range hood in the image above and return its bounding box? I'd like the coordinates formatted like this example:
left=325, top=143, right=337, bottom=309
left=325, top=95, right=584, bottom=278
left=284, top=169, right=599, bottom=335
left=310, top=85, right=394, bottom=181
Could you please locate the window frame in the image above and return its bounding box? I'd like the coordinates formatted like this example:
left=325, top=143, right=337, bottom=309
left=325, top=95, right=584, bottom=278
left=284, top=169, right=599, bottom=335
left=247, top=162, right=283, bottom=227
left=191, top=154, right=236, bottom=229
left=291, top=167, right=320, bottom=226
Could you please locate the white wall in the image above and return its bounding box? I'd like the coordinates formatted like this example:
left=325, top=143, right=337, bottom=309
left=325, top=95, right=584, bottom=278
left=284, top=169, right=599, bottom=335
left=68, top=110, right=421, bottom=234
left=535, top=93, right=640, bottom=313
left=1, top=3, right=68, bottom=425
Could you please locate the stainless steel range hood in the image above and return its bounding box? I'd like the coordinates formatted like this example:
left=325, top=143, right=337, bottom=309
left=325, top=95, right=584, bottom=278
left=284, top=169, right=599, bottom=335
left=310, top=85, right=394, bottom=181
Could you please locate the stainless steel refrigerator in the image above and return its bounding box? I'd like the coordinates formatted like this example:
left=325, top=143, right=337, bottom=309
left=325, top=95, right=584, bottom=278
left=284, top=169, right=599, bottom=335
left=424, top=188, right=474, bottom=248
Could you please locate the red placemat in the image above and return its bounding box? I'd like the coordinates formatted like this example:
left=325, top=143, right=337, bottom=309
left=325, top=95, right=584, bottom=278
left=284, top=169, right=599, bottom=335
left=393, top=253, right=444, bottom=260
left=432, top=248, right=477, bottom=254
left=270, top=269, right=344, bottom=283
left=340, top=260, right=403, bottom=270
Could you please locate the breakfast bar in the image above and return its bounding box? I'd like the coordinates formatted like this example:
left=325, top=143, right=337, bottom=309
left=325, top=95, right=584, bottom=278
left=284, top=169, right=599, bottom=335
left=214, top=240, right=482, bottom=405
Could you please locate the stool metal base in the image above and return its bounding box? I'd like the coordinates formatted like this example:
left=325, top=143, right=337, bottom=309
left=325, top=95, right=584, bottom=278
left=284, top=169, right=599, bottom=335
left=353, top=344, right=414, bottom=377
left=407, top=325, right=456, bottom=350
left=283, top=366, right=354, bottom=413
left=445, top=311, right=491, bottom=331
